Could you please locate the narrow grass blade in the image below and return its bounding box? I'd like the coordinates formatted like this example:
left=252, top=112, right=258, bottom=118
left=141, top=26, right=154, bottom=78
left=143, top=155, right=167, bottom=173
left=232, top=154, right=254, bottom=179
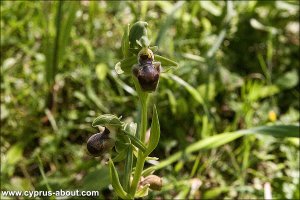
left=86, top=84, right=109, bottom=113
left=239, top=125, right=299, bottom=138
left=163, top=74, right=204, bottom=105
left=51, top=1, right=63, bottom=84
left=59, top=2, right=78, bottom=66
left=163, top=73, right=211, bottom=117
left=37, top=155, right=52, bottom=191
left=154, top=54, right=178, bottom=69
left=122, top=24, right=130, bottom=58
left=143, top=125, right=299, bottom=176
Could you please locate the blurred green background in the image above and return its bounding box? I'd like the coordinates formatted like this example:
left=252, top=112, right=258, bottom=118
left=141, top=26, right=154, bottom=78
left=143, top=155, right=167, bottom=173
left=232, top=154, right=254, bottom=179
left=1, top=1, right=299, bottom=199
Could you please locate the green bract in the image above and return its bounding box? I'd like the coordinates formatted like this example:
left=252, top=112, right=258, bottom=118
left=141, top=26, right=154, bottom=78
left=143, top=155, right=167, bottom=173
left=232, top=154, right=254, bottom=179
left=145, top=106, right=160, bottom=156
left=109, top=159, right=130, bottom=199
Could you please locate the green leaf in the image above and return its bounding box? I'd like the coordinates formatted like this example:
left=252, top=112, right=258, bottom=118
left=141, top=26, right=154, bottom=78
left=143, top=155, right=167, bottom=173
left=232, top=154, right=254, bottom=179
left=109, top=159, right=129, bottom=199
left=92, top=114, right=122, bottom=127
left=115, top=56, right=137, bottom=75
left=145, top=105, right=160, bottom=156
left=241, top=125, right=299, bottom=138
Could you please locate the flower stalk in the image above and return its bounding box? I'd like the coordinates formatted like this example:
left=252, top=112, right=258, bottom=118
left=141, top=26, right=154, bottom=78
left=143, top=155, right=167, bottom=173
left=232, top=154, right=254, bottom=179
left=87, top=21, right=178, bottom=199
left=129, top=91, right=148, bottom=196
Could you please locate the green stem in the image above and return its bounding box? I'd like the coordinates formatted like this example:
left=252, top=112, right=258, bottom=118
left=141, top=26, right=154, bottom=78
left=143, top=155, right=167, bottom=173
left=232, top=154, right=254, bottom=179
left=140, top=96, right=148, bottom=143
left=130, top=152, right=146, bottom=196
left=129, top=92, right=148, bottom=197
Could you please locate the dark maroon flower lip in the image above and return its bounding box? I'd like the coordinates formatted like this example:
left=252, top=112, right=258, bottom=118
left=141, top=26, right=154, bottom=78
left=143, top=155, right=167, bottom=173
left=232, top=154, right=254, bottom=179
left=133, top=47, right=161, bottom=92
left=86, top=127, right=115, bottom=157
left=133, top=64, right=160, bottom=92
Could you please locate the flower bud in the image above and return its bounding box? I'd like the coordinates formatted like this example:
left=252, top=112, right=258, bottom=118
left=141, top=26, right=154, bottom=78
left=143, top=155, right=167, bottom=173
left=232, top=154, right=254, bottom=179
left=139, top=175, right=162, bottom=191
left=87, top=127, right=115, bottom=157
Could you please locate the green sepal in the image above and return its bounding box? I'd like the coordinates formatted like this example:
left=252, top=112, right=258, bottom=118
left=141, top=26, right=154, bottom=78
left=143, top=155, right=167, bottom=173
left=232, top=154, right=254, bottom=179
left=92, top=114, right=122, bottom=127
left=115, top=56, right=137, bottom=75
left=129, top=21, right=148, bottom=48
left=154, top=54, right=178, bottom=71
left=145, top=105, right=160, bottom=156
left=109, top=159, right=130, bottom=199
